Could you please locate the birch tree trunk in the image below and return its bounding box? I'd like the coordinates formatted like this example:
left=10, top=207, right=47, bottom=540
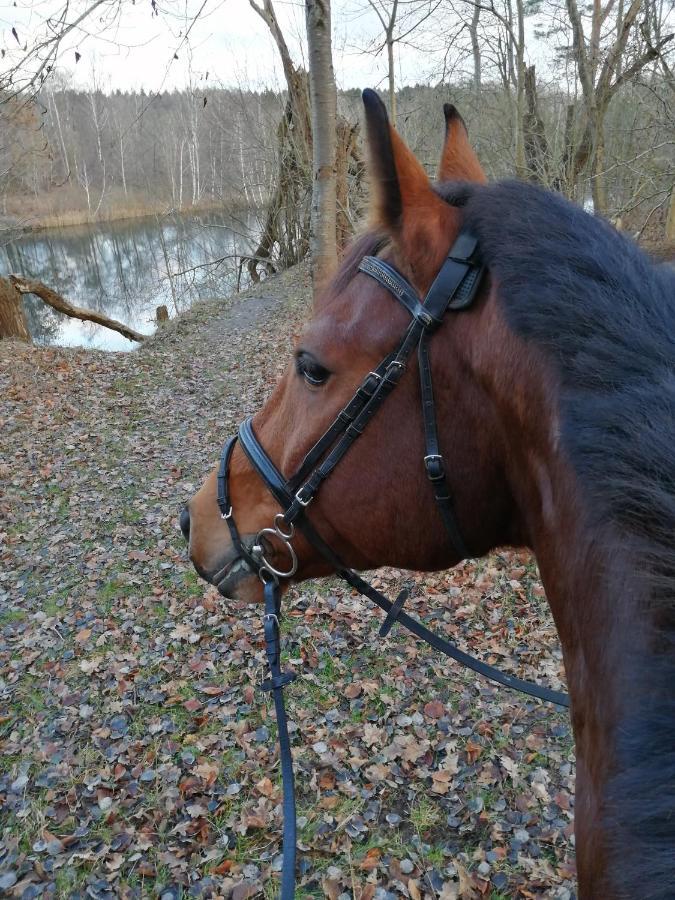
left=386, top=24, right=397, bottom=125
left=306, top=0, right=338, bottom=293
left=470, top=3, right=481, bottom=92
left=514, top=0, right=527, bottom=179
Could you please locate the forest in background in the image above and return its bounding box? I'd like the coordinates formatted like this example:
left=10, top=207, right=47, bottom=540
left=0, top=87, right=281, bottom=228
left=0, top=0, right=674, bottom=334
left=1, top=72, right=673, bottom=242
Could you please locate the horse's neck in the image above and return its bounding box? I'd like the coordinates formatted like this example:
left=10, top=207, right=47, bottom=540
left=465, top=290, right=674, bottom=897
left=519, top=453, right=636, bottom=715
left=518, top=435, right=672, bottom=898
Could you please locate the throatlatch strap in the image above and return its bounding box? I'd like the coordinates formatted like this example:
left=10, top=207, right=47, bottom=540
left=418, top=334, right=469, bottom=559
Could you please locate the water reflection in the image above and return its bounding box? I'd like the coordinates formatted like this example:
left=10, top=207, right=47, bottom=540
left=0, top=210, right=259, bottom=351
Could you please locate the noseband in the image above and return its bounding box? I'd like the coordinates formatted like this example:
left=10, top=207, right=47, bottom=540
left=214, top=228, right=569, bottom=899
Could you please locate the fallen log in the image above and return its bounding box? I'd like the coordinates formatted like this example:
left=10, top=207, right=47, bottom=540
left=9, top=275, right=146, bottom=343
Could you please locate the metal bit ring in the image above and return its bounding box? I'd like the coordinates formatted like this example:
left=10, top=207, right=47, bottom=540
left=253, top=527, right=298, bottom=579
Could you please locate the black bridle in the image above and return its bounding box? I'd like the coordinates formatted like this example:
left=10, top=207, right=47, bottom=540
left=214, top=228, right=569, bottom=899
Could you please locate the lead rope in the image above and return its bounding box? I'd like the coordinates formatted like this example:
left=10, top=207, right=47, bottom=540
left=260, top=563, right=568, bottom=900
left=261, top=578, right=297, bottom=900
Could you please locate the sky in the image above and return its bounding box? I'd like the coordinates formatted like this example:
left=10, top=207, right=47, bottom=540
left=0, top=0, right=461, bottom=94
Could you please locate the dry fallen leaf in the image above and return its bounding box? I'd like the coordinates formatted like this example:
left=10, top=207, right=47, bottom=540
left=424, top=699, right=445, bottom=718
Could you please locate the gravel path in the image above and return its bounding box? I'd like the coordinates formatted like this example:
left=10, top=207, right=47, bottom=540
left=1, top=265, right=576, bottom=899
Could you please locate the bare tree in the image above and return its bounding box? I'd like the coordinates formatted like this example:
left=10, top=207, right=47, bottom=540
left=351, top=0, right=445, bottom=127
left=306, top=0, right=339, bottom=291
left=367, top=0, right=400, bottom=122
left=470, top=2, right=482, bottom=91
left=243, top=0, right=313, bottom=279
left=565, top=0, right=674, bottom=212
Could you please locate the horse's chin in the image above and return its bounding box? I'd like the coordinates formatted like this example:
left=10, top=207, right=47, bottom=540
left=214, top=558, right=262, bottom=602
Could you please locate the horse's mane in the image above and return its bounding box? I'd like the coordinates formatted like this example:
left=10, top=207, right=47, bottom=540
left=439, top=179, right=675, bottom=899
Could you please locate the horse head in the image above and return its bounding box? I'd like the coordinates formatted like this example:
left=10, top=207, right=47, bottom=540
left=183, top=90, right=522, bottom=602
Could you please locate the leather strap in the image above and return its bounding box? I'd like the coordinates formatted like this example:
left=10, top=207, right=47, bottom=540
left=358, top=257, right=440, bottom=327
left=287, top=368, right=386, bottom=492
left=428, top=228, right=485, bottom=314
left=216, top=434, right=261, bottom=575
left=261, top=580, right=297, bottom=900
left=342, top=566, right=569, bottom=708
left=418, top=335, right=470, bottom=558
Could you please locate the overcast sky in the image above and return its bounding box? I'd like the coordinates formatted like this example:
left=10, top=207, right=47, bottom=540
left=0, top=0, right=466, bottom=93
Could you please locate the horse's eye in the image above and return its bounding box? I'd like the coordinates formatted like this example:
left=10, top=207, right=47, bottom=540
left=296, top=353, right=330, bottom=387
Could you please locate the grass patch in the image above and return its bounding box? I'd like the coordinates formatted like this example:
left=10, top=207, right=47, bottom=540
left=0, top=608, right=26, bottom=624
left=410, top=795, right=442, bottom=833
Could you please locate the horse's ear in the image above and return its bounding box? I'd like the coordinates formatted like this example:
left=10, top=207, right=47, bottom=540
left=362, top=88, right=459, bottom=291
left=438, top=104, right=487, bottom=183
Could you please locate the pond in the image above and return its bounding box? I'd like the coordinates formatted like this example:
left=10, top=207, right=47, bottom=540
left=0, top=209, right=261, bottom=351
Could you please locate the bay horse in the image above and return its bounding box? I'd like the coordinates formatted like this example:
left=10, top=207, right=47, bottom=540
left=182, top=90, right=675, bottom=899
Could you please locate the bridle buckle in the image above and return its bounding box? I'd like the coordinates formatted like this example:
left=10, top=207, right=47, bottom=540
left=295, top=486, right=314, bottom=508
left=362, top=371, right=382, bottom=394
left=424, top=454, right=446, bottom=481
left=385, top=360, right=405, bottom=383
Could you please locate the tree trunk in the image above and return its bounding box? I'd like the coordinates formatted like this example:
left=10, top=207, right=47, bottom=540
left=523, top=65, right=550, bottom=184
left=306, top=0, right=338, bottom=293
left=0, top=277, right=31, bottom=341
left=514, top=0, right=527, bottom=178
left=242, top=0, right=357, bottom=280
left=249, top=0, right=312, bottom=164
left=387, top=34, right=397, bottom=126
left=242, top=92, right=312, bottom=282
left=336, top=120, right=364, bottom=252
left=591, top=123, right=608, bottom=215
left=471, top=3, right=481, bottom=92
left=666, top=186, right=675, bottom=243
left=9, top=276, right=145, bottom=343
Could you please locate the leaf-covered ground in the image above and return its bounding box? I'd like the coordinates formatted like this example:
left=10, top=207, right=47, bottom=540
left=0, top=267, right=575, bottom=900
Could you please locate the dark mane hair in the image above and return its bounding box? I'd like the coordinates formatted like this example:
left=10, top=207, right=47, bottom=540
left=440, top=179, right=675, bottom=899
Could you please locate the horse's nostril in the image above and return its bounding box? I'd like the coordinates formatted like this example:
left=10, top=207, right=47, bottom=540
left=179, top=506, right=191, bottom=541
